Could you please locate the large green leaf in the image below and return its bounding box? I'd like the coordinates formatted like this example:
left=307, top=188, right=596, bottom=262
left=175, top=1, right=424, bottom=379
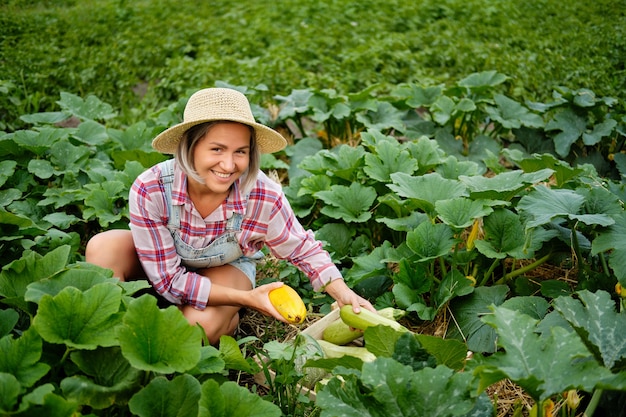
left=0, top=309, right=18, bottom=338
left=435, top=198, right=493, bottom=229
left=129, top=374, right=201, bottom=417
left=0, top=328, right=50, bottom=387
left=406, top=221, right=456, bottom=262
left=118, top=294, right=203, bottom=373
left=316, top=182, right=377, bottom=223
left=553, top=290, right=626, bottom=370
left=545, top=108, right=587, bottom=157
left=356, top=101, right=405, bottom=132
left=0, top=372, right=21, bottom=413
left=477, top=305, right=624, bottom=402
left=389, top=172, right=468, bottom=216
left=459, top=169, right=553, bottom=201
left=592, top=211, right=626, bottom=283
left=503, top=151, right=584, bottom=187
left=447, top=285, right=509, bottom=354
left=57, top=92, right=117, bottom=121
left=486, top=94, right=543, bottom=129
left=218, top=335, right=256, bottom=374
left=364, top=140, right=417, bottom=183
left=25, top=264, right=118, bottom=304
left=33, top=282, right=123, bottom=349
left=518, top=185, right=614, bottom=229
left=199, top=380, right=282, bottom=417
left=316, top=358, right=477, bottom=417
left=406, top=137, right=447, bottom=174
left=457, top=70, right=508, bottom=90
left=473, top=208, right=528, bottom=259
left=0, top=246, right=70, bottom=312
left=61, top=347, right=142, bottom=409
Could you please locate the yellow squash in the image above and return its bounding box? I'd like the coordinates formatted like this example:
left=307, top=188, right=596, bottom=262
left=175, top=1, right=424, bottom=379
left=269, top=285, right=307, bottom=324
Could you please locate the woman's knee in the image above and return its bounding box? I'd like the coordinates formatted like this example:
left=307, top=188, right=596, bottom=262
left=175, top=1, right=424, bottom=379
left=85, top=230, right=141, bottom=280
left=182, top=305, right=240, bottom=345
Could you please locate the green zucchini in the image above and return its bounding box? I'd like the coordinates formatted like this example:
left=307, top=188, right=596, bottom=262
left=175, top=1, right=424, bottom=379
left=322, top=307, right=407, bottom=345
left=316, top=339, right=376, bottom=362
left=339, top=304, right=409, bottom=333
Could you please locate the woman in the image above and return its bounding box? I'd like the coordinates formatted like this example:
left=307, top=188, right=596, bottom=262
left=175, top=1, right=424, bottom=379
left=86, top=87, right=373, bottom=345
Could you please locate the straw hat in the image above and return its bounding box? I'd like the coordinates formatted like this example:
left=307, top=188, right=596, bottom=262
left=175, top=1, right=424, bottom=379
left=152, top=88, right=287, bottom=154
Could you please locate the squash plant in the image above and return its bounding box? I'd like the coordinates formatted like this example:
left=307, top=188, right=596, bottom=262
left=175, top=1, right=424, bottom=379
left=0, top=246, right=281, bottom=416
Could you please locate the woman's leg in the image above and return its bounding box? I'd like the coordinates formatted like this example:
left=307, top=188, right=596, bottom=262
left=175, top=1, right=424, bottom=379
left=180, top=264, right=252, bottom=345
left=85, top=229, right=145, bottom=281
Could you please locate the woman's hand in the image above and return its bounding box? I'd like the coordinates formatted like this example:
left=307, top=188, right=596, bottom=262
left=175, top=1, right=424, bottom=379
left=323, top=279, right=375, bottom=313
left=245, top=281, right=290, bottom=323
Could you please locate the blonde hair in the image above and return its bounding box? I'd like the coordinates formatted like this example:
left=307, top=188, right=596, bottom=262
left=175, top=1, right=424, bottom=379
left=175, top=121, right=260, bottom=194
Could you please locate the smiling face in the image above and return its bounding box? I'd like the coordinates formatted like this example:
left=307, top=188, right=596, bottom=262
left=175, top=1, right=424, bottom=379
left=188, top=122, right=252, bottom=197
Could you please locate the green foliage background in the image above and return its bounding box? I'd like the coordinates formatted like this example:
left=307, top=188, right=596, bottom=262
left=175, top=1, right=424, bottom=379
left=1, top=0, right=624, bottom=129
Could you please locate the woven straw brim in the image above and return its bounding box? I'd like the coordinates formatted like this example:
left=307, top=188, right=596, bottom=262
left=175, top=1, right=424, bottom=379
left=151, top=87, right=287, bottom=154
left=151, top=119, right=287, bottom=154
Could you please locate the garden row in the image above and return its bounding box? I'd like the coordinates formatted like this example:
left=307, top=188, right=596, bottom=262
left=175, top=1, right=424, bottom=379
left=1, top=72, right=626, bottom=415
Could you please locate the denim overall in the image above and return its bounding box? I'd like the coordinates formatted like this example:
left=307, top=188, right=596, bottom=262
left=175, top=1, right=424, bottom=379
left=159, top=159, right=260, bottom=286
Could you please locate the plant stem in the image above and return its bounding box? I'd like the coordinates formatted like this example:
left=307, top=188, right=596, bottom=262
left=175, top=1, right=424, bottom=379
left=584, top=389, right=603, bottom=417
left=478, top=258, right=500, bottom=287
left=497, top=253, right=552, bottom=284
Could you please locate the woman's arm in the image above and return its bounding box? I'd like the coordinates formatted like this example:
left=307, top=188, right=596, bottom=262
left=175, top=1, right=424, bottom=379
left=129, top=171, right=212, bottom=309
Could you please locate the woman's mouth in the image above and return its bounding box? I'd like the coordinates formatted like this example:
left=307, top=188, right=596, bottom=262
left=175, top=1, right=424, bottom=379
left=212, top=170, right=232, bottom=179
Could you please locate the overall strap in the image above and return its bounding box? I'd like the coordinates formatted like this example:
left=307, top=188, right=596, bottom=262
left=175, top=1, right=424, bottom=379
left=158, top=159, right=180, bottom=230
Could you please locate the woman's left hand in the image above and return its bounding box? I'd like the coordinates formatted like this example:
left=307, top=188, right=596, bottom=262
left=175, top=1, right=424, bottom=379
left=323, top=279, right=376, bottom=313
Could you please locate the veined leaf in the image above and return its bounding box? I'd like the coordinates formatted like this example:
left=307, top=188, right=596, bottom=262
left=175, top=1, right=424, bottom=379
left=0, top=328, right=50, bottom=387
left=458, top=70, right=508, bottom=89
left=25, top=264, right=118, bottom=304
left=218, top=335, right=255, bottom=374
left=118, top=295, right=203, bottom=373
left=61, top=347, right=142, bottom=409
left=406, top=137, right=447, bottom=174
left=12, top=129, right=59, bottom=156
left=517, top=185, right=609, bottom=229
left=129, top=374, right=201, bottom=417
left=592, top=211, right=626, bottom=282
left=316, top=358, right=476, bottom=417
left=553, top=290, right=626, bottom=370
left=582, top=118, right=617, bottom=146
left=545, top=108, right=587, bottom=157
left=389, top=172, right=468, bottom=215
left=0, top=309, right=18, bottom=338
left=406, top=221, right=456, bottom=262
left=49, top=139, right=91, bottom=172
left=503, top=151, right=584, bottom=187
left=356, top=101, right=405, bottom=132
left=473, top=208, right=528, bottom=259
left=364, top=140, right=417, bottom=183
left=400, top=84, right=443, bottom=108
left=199, top=380, right=282, bottom=417
left=478, top=305, right=623, bottom=402
left=448, top=285, right=509, bottom=354
left=0, top=160, right=17, bottom=187
left=57, top=92, right=117, bottom=121
left=485, top=94, right=544, bottom=129
left=459, top=169, right=553, bottom=201
left=33, top=282, right=123, bottom=349
left=0, top=246, right=71, bottom=311
left=435, top=155, right=482, bottom=179
left=0, top=372, right=21, bottom=412
left=435, top=198, right=493, bottom=229
left=316, top=182, right=377, bottom=223
left=298, top=174, right=332, bottom=197
left=73, top=119, right=109, bottom=146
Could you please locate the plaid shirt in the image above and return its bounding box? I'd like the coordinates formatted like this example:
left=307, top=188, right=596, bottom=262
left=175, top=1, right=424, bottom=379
left=129, top=162, right=341, bottom=309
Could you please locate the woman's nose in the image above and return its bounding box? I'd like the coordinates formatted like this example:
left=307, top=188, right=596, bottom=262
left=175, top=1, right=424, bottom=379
left=220, top=153, right=235, bottom=171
